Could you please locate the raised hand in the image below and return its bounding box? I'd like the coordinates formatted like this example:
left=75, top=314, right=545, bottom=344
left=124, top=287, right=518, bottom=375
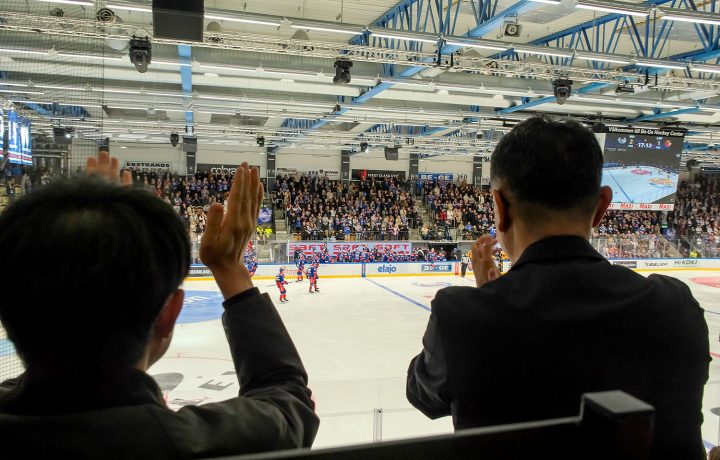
left=200, top=163, right=263, bottom=299
left=471, top=235, right=501, bottom=288
left=86, top=150, right=132, bottom=185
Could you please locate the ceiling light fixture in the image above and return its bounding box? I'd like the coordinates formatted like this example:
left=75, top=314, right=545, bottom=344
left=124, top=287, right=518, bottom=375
left=691, top=63, right=720, bottom=74
left=105, top=3, right=152, bottom=13
left=35, top=84, right=86, bottom=91
left=575, top=0, right=649, bottom=17
left=514, top=46, right=574, bottom=58
left=290, top=20, right=364, bottom=35
left=153, top=59, right=192, bottom=67
left=574, top=51, right=631, bottom=65
left=38, top=0, right=93, bottom=6
left=634, top=59, right=687, bottom=70
left=57, top=53, right=124, bottom=61
left=0, top=89, right=45, bottom=95
left=445, top=38, right=508, bottom=51
left=0, top=48, right=47, bottom=56
left=528, top=0, right=562, bottom=4
left=660, top=9, right=720, bottom=26
left=371, top=28, right=439, bottom=44
left=204, top=14, right=281, bottom=27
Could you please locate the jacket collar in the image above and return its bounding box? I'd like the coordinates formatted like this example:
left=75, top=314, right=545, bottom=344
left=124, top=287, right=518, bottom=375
left=511, top=235, right=606, bottom=270
left=0, top=367, right=165, bottom=415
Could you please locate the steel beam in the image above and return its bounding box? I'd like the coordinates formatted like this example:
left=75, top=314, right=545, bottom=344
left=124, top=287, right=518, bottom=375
left=624, top=106, right=700, bottom=122
left=178, top=44, right=194, bottom=129
left=496, top=82, right=608, bottom=115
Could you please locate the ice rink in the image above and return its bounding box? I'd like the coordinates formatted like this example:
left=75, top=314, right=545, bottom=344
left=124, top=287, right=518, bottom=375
left=148, top=269, right=720, bottom=450
left=602, top=166, right=679, bottom=204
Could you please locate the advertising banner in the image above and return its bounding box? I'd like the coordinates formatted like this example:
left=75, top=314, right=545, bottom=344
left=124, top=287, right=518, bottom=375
left=351, top=169, right=406, bottom=180
left=418, top=173, right=454, bottom=181
left=276, top=167, right=298, bottom=179
left=197, top=164, right=262, bottom=176
left=6, top=110, right=21, bottom=164
left=125, top=161, right=172, bottom=172
left=20, top=116, right=31, bottom=165
left=303, top=168, right=340, bottom=180
left=287, top=241, right=413, bottom=257
left=421, top=263, right=453, bottom=273
left=606, top=203, right=674, bottom=211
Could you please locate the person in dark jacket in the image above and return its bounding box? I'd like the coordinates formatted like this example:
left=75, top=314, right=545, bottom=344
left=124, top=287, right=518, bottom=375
left=407, top=116, right=709, bottom=460
left=0, top=153, right=318, bottom=458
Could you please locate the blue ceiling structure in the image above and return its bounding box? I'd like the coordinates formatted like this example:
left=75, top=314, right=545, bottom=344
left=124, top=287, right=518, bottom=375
left=294, top=0, right=543, bottom=140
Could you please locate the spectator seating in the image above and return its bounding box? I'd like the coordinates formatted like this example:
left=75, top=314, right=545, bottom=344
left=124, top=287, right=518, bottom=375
left=276, top=174, right=418, bottom=241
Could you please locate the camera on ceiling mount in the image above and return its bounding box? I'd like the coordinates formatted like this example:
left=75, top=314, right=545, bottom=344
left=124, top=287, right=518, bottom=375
left=552, top=78, right=573, bottom=105
left=170, top=133, right=180, bottom=147
left=129, top=36, right=152, bottom=73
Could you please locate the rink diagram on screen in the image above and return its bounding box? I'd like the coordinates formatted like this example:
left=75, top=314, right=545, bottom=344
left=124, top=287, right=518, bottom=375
left=602, top=166, right=679, bottom=204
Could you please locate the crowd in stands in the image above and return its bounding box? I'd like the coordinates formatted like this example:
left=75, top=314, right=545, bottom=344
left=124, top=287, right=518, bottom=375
left=293, top=244, right=451, bottom=263
left=667, top=173, right=719, bottom=258
left=276, top=174, right=419, bottom=241
left=126, top=168, right=265, bottom=263
left=3, top=165, right=718, bottom=261
left=421, top=179, right=496, bottom=241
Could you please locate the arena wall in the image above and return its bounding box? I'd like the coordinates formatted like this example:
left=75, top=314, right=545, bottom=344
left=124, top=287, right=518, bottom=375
left=187, top=258, right=720, bottom=281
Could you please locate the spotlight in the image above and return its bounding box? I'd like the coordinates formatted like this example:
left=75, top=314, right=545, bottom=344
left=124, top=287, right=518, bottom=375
left=360, top=141, right=368, bottom=152
left=333, top=59, right=353, bottom=85
left=552, top=78, right=573, bottom=105
left=615, top=81, right=635, bottom=94
left=170, top=133, right=179, bottom=147
left=129, top=37, right=152, bottom=73
left=257, top=136, right=265, bottom=147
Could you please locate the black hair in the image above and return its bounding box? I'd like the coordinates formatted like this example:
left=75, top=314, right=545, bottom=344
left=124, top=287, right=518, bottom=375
left=490, top=115, right=603, bottom=213
left=0, top=176, right=190, bottom=368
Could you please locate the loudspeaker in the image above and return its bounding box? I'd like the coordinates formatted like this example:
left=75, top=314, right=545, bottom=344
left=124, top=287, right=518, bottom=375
left=153, top=0, right=204, bottom=42
left=384, top=146, right=399, bottom=161
left=53, top=127, right=72, bottom=145
left=502, top=22, right=521, bottom=37
left=182, top=137, right=197, bottom=153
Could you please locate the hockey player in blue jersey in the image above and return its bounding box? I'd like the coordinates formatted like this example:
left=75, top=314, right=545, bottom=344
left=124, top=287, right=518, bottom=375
left=247, top=257, right=258, bottom=277
left=306, top=263, right=319, bottom=293
left=296, top=255, right=306, bottom=282
left=276, top=267, right=289, bottom=303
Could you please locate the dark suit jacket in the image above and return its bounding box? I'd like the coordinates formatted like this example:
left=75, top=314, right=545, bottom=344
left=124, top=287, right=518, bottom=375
left=407, top=236, right=709, bottom=459
left=0, top=288, right=319, bottom=458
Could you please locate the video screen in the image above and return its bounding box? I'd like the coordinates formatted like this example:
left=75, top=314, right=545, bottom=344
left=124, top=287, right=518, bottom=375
left=6, top=110, right=21, bottom=165
left=601, top=128, right=683, bottom=209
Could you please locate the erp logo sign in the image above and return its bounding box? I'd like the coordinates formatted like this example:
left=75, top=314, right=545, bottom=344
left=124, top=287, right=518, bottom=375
left=422, top=264, right=452, bottom=272
left=378, top=265, right=397, bottom=273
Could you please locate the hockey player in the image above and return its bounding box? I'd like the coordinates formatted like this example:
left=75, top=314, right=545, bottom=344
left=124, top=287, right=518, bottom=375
left=296, top=255, right=305, bottom=282
left=306, top=263, right=319, bottom=293
left=247, top=257, right=258, bottom=278
left=276, top=267, right=289, bottom=303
